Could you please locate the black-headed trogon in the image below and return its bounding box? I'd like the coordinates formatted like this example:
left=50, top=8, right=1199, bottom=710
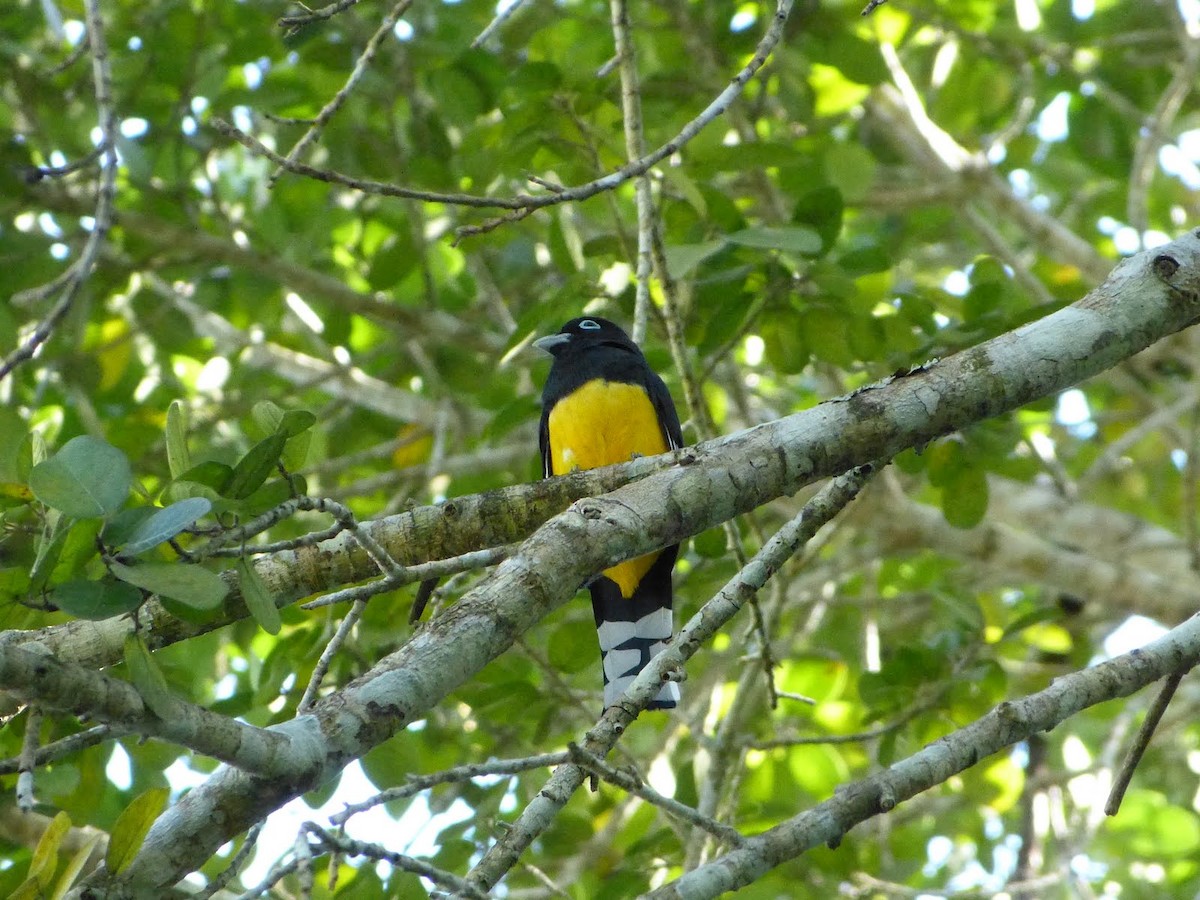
left=534, top=317, right=682, bottom=710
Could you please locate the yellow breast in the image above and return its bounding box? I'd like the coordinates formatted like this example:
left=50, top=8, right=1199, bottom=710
left=547, top=379, right=668, bottom=598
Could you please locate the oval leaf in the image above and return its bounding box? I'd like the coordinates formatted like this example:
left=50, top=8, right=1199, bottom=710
left=50, top=832, right=103, bottom=900
left=123, top=633, right=177, bottom=719
left=941, top=466, right=990, bottom=529
left=250, top=400, right=285, bottom=437
left=54, top=579, right=144, bottom=621
left=165, top=400, right=190, bottom=479
left=239, top=557, right=281, bottom=635
left=29, top=436, right=132, bottom=519
left=727, top=225, right=823, bottom=255
left=110, top=561, right=228, bottom=610
left=279, top=408, right=316, bottom=438
left=119, top=498, right=212, bottom=556
left=29, top=810, right=71, bottom=888
left=225, top=433, right=288, bottom=500
left=106, top=786, right=169, bottom=875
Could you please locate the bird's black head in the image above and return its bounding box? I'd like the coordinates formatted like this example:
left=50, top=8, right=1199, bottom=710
left=532, top=316, right=638, bottom=357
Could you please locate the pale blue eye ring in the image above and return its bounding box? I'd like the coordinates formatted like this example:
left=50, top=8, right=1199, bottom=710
left=579, top=319, right=601, bottom=330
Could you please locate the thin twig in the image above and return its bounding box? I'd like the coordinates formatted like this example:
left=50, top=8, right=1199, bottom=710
left=217, top=0, right=795, bottom=235
left=196, top=823, right=264, bottom=900
left=1126, top=31, right=1199, bottom=234
left=610, top=0, right=655, bottom=345
left=749, top=701, right=937, bottom=749
left=0, top=0, right=118, bottom=382
left=23, top=141, right=111, bottom=182
left=298, top=599, right=368, bottom=712
left=333, top=751, right=572, bottom=824
left=16, top=707, right=42, bottom=812
left=233, top=855, right=302, bottom=900
left=273, top=0, right=416, bottom=182
left=278, top=0, right=363, bottom=35
left=1105, top=670, right=1186, bottom=816
left=567, top=742, right=744, bottom=846
left=306, top=823, right=491, bottom=898
left=0, top=724, right=116, bottom=775
left=471, top=0, right=529, bottom=48
left=302, top=543, right=514, bottom=611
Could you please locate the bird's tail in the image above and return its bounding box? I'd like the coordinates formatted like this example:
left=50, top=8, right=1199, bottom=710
left=589, top=548, right=679, bottom=710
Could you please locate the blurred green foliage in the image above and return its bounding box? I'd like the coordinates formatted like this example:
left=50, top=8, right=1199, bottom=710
left=2, top=0, right=1199, bottom=897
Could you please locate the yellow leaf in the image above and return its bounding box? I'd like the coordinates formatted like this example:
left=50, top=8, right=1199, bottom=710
left=29, top=811, right=71, bottom=889
left=106, top=786, right=170, bottom=875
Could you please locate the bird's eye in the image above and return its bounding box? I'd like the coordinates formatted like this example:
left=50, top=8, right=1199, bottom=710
left=579, top=319, right=601, bottom=330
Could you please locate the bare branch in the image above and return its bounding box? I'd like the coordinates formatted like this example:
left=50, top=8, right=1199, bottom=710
left=214, top=0, right=796, bottom=238
left=273, top=0, right=417, bottom=181
left=0, top=0, right=119, bottom=382
left=648, top=612, right=1200, bottom=899
left=278, top=0, right=363, bottom=35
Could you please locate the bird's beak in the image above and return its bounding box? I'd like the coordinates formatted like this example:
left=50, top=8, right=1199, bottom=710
left=532, top=333, right=570, bottom=354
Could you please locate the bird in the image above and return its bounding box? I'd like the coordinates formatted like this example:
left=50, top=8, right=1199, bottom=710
left=534, top=316, right=683, bottom=710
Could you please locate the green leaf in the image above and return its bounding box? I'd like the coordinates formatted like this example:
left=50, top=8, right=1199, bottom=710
left=787, top=743, right=849, bottom=799
left=250, top=400, right=286, bottom=438
left=161, top=462, right=234, bottom=506
left=239, top=558, right=281, bottom=635
left=692, top=527, right=727, bottom=559
left=0, top=406, right=28, bottom=482
left=50, top=519, right=104, bottom=583
left=361, top=732, right=422, bottom=794
left=109, top=561, right=229, bottom=610
left=277, top=409, right=316, bottom=438
left=663, top=240, right=727, bottom=280
left=547, top=619, right=595, bottom=674
left=28, top=436, right=132, bottom=519
left=727, top=226, right=822, bottom=255
left=30, top=515, right=71, bottom=592
left=165, top=400, right=190, bottom=479
left=53, top=579, right=144, bottom=621
left=941, top=466, right=989, bottom=529
left=119, top=498, right=212, bottom=556
left=1002, top=605, right=1063, bottom=638
left=233, top=476, right=303, bottom=517
left=103, top=507, right=159, bottom=548
left=106, top=786, right=170, bottom=875
left=225, top=433, right=288, bottom=500
left=49, top=832, right=103, bottom=900
left=123, top=633, right=177, bottom=719
left=28, top=810, right=71, bottom=889
left=18, top=430, right=45, bottom=483
left=175, top=461, right=235, bottom=493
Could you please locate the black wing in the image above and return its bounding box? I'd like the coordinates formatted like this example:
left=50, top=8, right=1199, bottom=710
left=646, top=370, right=684, bottom=452
left=538, top=403, right=553, bottom=478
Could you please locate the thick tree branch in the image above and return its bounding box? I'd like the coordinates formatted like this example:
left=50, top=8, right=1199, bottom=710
left=0, top=452, right=679, bottom=691
left=458, top=464, right=879, bottom=897
left=64, top=231, right=1200, bottom=894
left=0, top=642, right=318, bottom=778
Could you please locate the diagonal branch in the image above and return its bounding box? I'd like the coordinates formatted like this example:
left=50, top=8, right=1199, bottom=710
left=66, top=230, right=1200, bottom=895
left=272, top=0, right=417, bottom=182
left=458, top=465, right=878, bottom=895
left=0, top=0, right=119, bottom=382
left=646, top=609, right=1200, bottom=899
left=0, top=642, right=317, bottom=778
left=215, top=0, right=795, bottom=235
